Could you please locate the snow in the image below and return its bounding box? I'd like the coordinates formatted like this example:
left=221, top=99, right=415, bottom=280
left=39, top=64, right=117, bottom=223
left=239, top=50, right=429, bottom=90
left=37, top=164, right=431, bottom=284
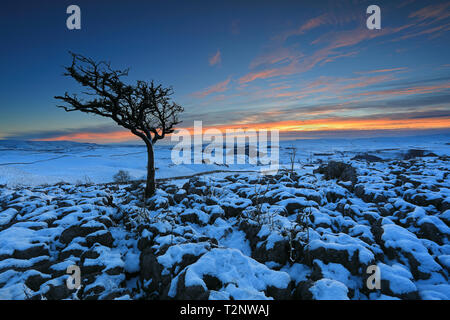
left=310, top=279, right=349, bottom=300
left=0, top=134, right=449, bottom=300
left=313, top=260, right=359, bottom=290
left=1, top=134, right=448, bottom=187
left=169, top=248, right=291, bottom=299
left=280, top=263, right=311, bottom=284
left=0, top=208, right=17, bottom=226
left=378, top=263, right=417, bottom=295
left=124, top=252, right=140, bottom=273
left=157, top=242, right=210, bottom=271
left=309, top=232, right=375, bottom=265
left=0, top=226, right=49, bottom=256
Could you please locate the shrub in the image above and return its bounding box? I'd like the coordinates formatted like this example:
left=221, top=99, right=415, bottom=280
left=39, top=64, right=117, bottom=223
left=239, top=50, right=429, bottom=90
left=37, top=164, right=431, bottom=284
left=113, top=170, right=132, bottom=183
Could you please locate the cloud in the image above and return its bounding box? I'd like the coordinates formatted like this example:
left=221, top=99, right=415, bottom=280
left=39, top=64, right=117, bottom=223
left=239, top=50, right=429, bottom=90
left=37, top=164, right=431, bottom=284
left=34, top=131, right=134, bottom=143
left=238, top=62, right=297, bottom=84
left=275, top=10, right=361, bottom=42
left=397, top=0, right=416, bottom=8
left=277, top=14, right=330, bottom=41
left=209, top=50, right=221, bottom=66
left=354, top=82, right=450, bottom=99
left=249, top=47, right=302, bottom=69
left=192, top=78, right=231, bottom=98
left=409, top=3, right=450, bottom=23
left=181, top=115, right=450, bottom=133
left=385, top=3, right=450, bottom=41
left=356, top=67, right=408, bottom=74
left=3, top=124, right=136, bottom=143
left=395, top=23, right=450, bottom=41
left=239, top=26, right=403, bottom=84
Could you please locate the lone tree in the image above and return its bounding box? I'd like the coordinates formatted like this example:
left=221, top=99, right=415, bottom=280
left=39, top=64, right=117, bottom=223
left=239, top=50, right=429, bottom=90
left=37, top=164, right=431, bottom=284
left=55, top=53, right=183, bottom=197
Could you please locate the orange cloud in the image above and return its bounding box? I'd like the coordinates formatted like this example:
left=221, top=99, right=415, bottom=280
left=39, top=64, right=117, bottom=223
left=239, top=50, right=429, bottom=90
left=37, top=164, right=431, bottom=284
left=239, top=26, right=403, bottom=84
left=209, top=50, right=221, bottom=66
left=32, top=115, right=450, bottom=143
left=276, top=11, right=360, bottom=42
left=358, top=67, right=408, bottom=74
left=34, top=131, right=134, bottom=143
left=355, top=82, right=450, bottom=98
left=277, top=13, right=330, bottom=41
left=192, top=78, right=231, bottom=98
left=339, top=75, right=394, bottom=90
left=409, top=3, right=450, bottom=23
left=179, top=116, right=450, bottom=135
left=249, top=47, right=302, bottom=69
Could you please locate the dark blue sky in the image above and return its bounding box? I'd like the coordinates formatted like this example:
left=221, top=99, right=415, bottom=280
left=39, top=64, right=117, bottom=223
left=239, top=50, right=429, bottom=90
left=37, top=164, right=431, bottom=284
left=1, top=0, right=449, bottom=142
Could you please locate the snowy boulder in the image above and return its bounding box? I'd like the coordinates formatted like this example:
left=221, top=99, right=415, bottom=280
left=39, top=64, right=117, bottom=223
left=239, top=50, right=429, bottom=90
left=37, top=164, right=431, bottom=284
left=417, top=283, right=450, bottom=300
left=59, top=221, right=106, bottom=245
left=351, top=153, right=383, bottom=163
left=253, top=232, right=290, bottom=266
left=264, top=188, right=296, bottom=203
left=220, top=197, right=252, bottom=218
left=308, top=233, right=375, bottom=275
left=313, top=161, right=357, bottom=184
left=24, top=271, right=51, bottom=292
left=311, top=260, right=360, bottom=298
left=309, top=208, right=333, bottom=229
left=354, top=185, right=390, bottom=204
left=378, top=263, right=419, bottom=299
left=404, top=191, right=445, bottom=211
left=43, top=281, right=73, bottom=300
left=157, top=242, right=211, bottom=276
left=276, top=197, right=317, bottom=215
left=171, top=271, right=210, bottom=300
left=0, top=208, right=18, bottom=227
left=203, top=205, right=225, bottom=223
left=0, top=226, right=51, bottom=266
left=140, top=241, right=212, bottom=297
left=80, top=244, right=125, bottom=277
left=86, top=230, right=114, bottom=248
left=146, top=190, right=170, bottom=210
left=238, top=219, right=261, bottom=249
left=324, top=186, right=347, bottom=203
left=180, top=209, right=210, bottom=226
left=309, top=278, right=349, bottom=300
left=59, top=242, right=87, bottom=261
left=381, top=224, right=444, bottom=280
left=416, top=215, right=450, bottom=245
left=403, top=149, right=435, bottom=160
left=173, top=189, right=187, bottom=203
left=441, top=199, right=450, bottom=213
left=13, top=244, right=49, bottom=260
left=139, top=248, right=165, bottom=295
left=169, top=248, right=292, bottom=300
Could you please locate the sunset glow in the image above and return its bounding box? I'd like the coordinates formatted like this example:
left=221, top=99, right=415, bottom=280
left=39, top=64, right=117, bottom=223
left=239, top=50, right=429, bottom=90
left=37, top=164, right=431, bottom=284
left=1, top=1, right=449, bottom=142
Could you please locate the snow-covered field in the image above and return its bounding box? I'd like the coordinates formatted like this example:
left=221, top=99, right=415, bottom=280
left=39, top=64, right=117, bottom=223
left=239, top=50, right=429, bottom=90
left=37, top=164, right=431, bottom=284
left=0, top=134, right=449, bottom=300
left=1, top=134, right=449, bottom=187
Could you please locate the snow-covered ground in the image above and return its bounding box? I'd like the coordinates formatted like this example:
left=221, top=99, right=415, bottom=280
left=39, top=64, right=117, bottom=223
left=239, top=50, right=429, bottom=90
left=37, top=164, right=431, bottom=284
left=0, top=134, right=449, bottom=300
left=1, top=134, right=449, bottom=187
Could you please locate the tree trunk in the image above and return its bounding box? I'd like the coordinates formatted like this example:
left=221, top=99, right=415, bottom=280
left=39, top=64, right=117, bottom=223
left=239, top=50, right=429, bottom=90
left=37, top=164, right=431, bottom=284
left=144, top=139, right=156, bottom=198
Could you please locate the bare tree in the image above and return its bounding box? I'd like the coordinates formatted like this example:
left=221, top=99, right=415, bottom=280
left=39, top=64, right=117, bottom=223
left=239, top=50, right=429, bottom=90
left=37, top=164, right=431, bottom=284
left=55, top=53, right=183, bottom=197
left=287, top=146, right=297, bottom=174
